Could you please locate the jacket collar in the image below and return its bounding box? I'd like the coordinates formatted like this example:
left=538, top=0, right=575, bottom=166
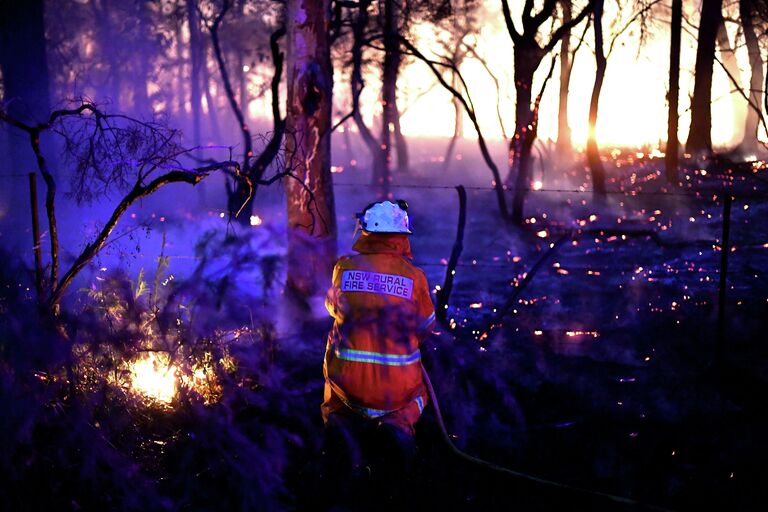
left=352, top=232, right=413, bottom=259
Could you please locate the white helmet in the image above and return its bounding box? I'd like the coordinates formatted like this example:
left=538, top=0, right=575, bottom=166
left=357, top=200, right=412, bottom=234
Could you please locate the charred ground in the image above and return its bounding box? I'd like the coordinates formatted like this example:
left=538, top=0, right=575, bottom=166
left=2, top=145, right=768, bottom=511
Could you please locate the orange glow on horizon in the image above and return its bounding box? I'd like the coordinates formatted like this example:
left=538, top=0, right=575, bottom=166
left=238, top=2, right=762, bottom=150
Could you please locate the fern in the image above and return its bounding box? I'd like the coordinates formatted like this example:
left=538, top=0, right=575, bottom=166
left=134, top=269, right=148, bottom=300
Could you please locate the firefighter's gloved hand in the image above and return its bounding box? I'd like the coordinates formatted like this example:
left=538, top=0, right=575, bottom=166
left=325, top=287, right=350, bottom=320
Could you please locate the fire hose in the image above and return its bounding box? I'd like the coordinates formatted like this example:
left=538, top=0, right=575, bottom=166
left=425, top=186, right=670, bottom=509
left=420, top=363, right=672, bottom=511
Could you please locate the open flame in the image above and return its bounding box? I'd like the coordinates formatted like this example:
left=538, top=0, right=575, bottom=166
left=128, top=352, right=179, bottom=405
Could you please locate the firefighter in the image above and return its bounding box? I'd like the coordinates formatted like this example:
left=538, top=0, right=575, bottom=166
left=320, top=199, right=436, bottom=503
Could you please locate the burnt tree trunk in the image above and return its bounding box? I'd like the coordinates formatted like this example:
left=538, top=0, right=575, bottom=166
left=501, top=0, right=594, bottom=224
left=739, top=0, right=763, bottom=153
left=586, top=0, right=606, bottom=197
left=509, top=44, right=539, bottom=223
left=284, top=0, right=337, bottom=298
left=686, top=0, right=723, bottom=155
left=666, top=0, right=682, bottom=183
left=556, top=1, right=573, bottom=156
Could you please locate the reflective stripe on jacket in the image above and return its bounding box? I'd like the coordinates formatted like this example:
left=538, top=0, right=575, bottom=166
left=324, top=232, right=436, bottom=416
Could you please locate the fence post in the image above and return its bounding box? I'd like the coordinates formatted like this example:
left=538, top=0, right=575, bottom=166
left=29, top=172, right=44, bottom=302
left=436, top=185, right=467, bottom=328
left=716, top=192, right=732, bottom=367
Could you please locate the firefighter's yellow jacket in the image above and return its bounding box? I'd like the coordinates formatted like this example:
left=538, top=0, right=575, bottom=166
left=322, top=232, right=436, bottom=432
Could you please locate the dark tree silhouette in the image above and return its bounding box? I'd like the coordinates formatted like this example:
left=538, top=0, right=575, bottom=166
left=666, top=0, right=682, bottom=182
left=204, top=0, right=286, bottom=221
left=500, top=0, right=594, bottom=224
left=400, top=37, right=510, bottom=220
left=586, top=0, right=606, bottom=197
left=687, top=0, right=723, bottom=155
left=340, top=0, right=452, bottom=197
left=0, top=103, right=243, bottom=314
left=433, top=0, right=481, bottom=171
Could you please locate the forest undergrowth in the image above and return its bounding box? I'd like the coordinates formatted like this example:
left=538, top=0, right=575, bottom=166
left=2, top=152, right=768, bottom=511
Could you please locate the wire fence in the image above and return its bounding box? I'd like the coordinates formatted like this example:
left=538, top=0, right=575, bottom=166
left=2, top=170, right=766, bottom=290
left=333, top=182, right=768, bottom=200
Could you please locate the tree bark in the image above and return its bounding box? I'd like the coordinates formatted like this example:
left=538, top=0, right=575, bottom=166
left=509, top=44, right=539, bottom=223
left=284, top=0, right=337, bottom=298
left=250, top=27, right=287, bottom=183
left=586, top=0, right=606, bottom=197
left=739, top=0, right=763, bottom=153
left=207, top=1, right=255, bottom=218
left=686, top=0, right=723, bottom=155
left=666, top=0, right=682, bottom=183
left=556, top=1, right=573, bottom=156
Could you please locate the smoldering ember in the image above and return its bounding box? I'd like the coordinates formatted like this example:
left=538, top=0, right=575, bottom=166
left=1, top=1, right=768, bottom=511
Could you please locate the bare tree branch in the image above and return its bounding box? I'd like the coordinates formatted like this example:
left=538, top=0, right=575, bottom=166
left=0, top=101, right=250, bottom=313
left=49, top=164, right=237, bottom=308
left=529, top=0, right=559, bottom=31
left=250, top=25, right=287, bottom=184
left=399, top=36, right=510, bottom=222
left=204, top=0, right=253, bottom=169
left=543, top=1, right=594, bottom=55
left=500, top=0, right=522, bottom=42
left=607, top=0, right=664, bottom=58
left=463, top=44, right=509, bottom=140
